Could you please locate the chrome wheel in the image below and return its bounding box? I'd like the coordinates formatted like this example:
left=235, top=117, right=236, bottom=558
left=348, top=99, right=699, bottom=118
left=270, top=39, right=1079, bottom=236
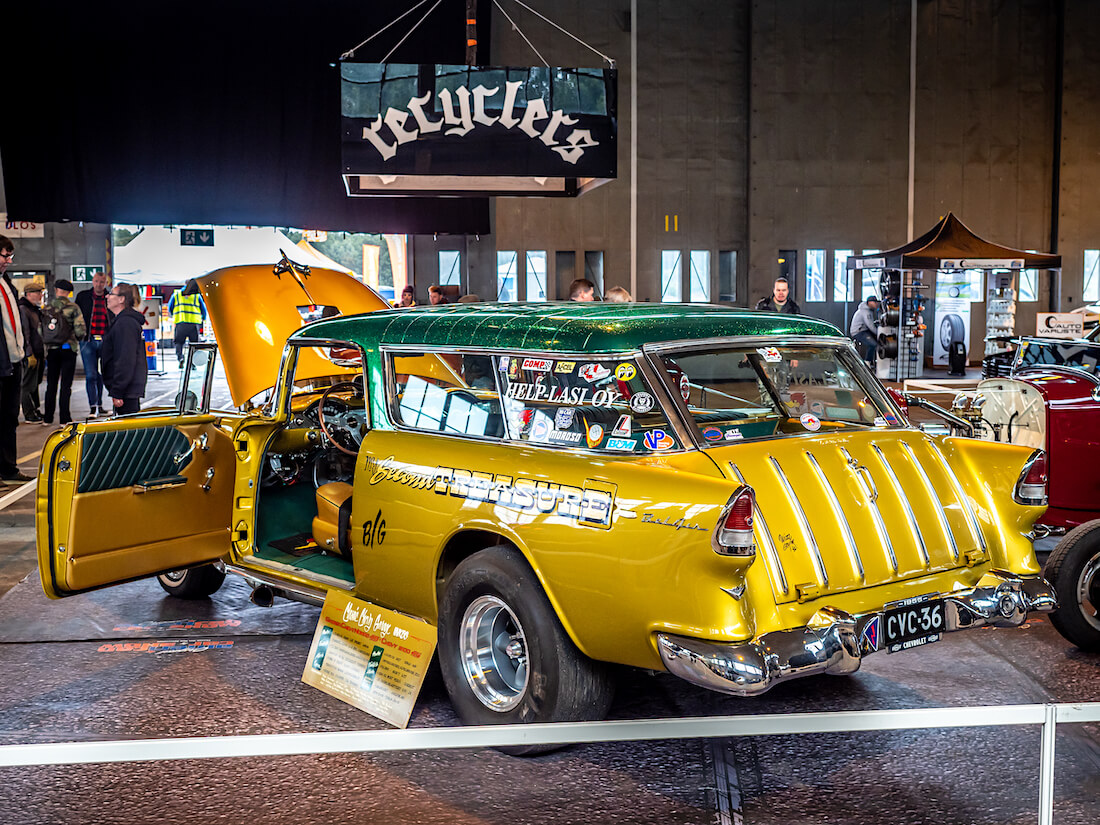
left=1077, top=551, right=1100, bottom=632
left=459, top=595, right=529, bottom=711
left=159, top=570, right=186, bottom=584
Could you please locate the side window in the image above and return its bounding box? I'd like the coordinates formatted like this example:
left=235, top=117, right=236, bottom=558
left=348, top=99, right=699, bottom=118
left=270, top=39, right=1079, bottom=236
left=388, top=351, right=504, bottom=438
left=498, top=355, right=680, bottom=453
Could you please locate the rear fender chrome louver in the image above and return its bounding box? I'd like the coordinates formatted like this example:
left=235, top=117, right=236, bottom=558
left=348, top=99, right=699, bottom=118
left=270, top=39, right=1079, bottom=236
left=899, top=441, right=960, bottom=561
left=840, top=447, right=899, bottom=574
left=870, top=444, right=931, bottom=568
left=730, top=462, right=788, bottom=596
left=768, top=456, right=829, bottom=588
left=803, top=451, right=864, bottom=582
left=927, top=445, right=988, bottom=555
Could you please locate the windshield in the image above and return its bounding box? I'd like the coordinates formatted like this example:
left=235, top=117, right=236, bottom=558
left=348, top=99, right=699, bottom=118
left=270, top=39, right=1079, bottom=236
left=1016, top=339, right=1100, bottom=376
left=657, top=343, right=902, bottom=443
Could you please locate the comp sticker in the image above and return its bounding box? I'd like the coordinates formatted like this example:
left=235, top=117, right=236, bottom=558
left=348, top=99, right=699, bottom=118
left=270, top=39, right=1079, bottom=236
left=800, top=413, right=821, bottom=432
left=757, top=347, right=782, bottom=363
left=630, top=392, right=655, bottom=414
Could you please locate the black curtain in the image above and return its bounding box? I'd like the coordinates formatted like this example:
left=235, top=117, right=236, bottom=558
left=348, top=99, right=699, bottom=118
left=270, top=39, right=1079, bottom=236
left=1, top=1, right=491, bottom=234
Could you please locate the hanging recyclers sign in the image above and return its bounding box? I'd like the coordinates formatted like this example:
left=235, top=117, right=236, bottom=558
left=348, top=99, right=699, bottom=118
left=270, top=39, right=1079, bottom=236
left=341, top=63, right=617, bottom=197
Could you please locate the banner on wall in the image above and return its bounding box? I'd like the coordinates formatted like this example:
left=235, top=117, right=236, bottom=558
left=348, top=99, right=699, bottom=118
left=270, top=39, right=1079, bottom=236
left=933, top=274, right=975, bottom=366
left=341, top=63, right=617, bottom=197
left=384, top=234, right=407, bottom=296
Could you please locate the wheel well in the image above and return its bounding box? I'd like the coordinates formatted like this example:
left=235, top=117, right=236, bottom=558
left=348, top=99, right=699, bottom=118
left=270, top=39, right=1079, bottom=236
left=435, top=529, right=522, bottom=605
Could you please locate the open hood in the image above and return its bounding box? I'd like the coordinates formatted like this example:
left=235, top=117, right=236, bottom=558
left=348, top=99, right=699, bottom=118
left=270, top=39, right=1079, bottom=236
left=197, top=263, right=391, bottom=406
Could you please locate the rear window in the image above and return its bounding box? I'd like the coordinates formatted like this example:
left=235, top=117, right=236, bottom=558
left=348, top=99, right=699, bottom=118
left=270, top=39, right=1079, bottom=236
left=497, top=355, right=681, bottom=453
left=658, top=344, right=902, bottom=443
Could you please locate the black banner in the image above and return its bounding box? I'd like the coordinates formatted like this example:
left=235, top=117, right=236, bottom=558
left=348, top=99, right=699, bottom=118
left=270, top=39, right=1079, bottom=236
left=341, top=64, right=617, bottom=196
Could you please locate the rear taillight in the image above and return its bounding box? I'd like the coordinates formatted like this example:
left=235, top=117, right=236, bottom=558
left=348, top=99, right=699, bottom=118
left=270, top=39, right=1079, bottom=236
left=714, top=486, right=756, bottom=557
left=1014, top=450, right=1048, bottom=505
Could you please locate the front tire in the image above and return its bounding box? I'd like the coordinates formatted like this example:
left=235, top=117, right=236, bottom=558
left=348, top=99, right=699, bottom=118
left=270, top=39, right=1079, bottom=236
left=438, top=546, right=614, bottom=751
left=157, top=564, right=226, bottom=599
left=1045, top=520, right=1100, bottom=651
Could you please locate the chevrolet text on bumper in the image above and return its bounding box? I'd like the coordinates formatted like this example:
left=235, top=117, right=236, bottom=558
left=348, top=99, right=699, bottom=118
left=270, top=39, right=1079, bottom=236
left=657, top=572, right=1057, bottom=697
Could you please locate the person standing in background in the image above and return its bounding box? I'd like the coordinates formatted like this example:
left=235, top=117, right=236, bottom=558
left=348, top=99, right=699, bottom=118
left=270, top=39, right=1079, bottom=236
left=0, top=234, right=32, bottom=483
left=101, top=285, right=148, bottom=415
left=41, top=279, right=86, bottom=427
left=569, top=279, right=597, bottom=301
left=755, top=277, right=801, bottom=314
left=168, top=279, right=206, bottom=368
left=18, top=282, right=46, bottom=422
left=605, top=286, right=632, bottom=303
left=75, top=270, right=111, bottom=417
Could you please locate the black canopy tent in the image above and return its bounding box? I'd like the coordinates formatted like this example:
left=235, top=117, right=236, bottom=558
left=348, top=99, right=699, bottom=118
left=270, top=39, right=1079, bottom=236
left=845, top=213, right=1061, bottom=380
left=846, top=212, right=1061, bottom=273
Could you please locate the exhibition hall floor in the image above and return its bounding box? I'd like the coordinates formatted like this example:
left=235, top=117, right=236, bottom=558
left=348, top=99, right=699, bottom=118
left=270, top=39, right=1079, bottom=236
left=0, top=565, right=1097, bottom=824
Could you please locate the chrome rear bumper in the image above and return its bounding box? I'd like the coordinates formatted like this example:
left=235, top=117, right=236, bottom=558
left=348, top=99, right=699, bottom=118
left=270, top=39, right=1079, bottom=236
left=657, top=571, right=1056, bottom=697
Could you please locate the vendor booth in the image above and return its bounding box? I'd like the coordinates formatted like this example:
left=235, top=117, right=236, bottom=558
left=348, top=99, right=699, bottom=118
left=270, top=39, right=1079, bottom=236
left=847, top=213, right=1061, bottom=381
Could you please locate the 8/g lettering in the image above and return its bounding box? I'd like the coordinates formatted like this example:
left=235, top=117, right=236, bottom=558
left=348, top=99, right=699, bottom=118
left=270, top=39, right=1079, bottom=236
left=363, top=509, right=387, bottom=548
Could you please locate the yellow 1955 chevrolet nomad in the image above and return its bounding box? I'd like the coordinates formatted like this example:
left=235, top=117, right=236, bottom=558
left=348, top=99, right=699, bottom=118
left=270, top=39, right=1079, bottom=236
left=36, top=263, right=1055, bottom=729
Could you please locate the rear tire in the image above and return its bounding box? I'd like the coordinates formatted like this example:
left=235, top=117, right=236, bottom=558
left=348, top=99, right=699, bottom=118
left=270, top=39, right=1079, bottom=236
left=438, top=545, right=614, bottom=754
left=157, top=564, right=226, bottom=599
left=1044, top=520, right=1100, bottom=651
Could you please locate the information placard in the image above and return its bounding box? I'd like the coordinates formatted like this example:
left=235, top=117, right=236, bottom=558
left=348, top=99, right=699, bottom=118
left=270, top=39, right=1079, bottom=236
left=302, top=592, right=436, bottom=728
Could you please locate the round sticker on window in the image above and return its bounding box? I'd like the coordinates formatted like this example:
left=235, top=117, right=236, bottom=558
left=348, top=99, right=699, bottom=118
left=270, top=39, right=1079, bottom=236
left=586, top=424, right=604, bottom=448
left=679, top=373, right=690, bottom=402
left=630, top=392, right=655, bottom=414
left=615, top=363, right=636, bottom=381
left=799, top=413, right=821, bottom=432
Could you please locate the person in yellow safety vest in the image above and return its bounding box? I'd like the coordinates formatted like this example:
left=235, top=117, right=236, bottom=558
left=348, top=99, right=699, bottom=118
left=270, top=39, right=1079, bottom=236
left=167, top=279, right=207, bottom=368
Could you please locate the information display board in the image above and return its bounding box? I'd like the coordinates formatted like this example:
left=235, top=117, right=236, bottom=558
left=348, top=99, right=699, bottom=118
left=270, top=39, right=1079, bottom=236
left=302, top=592, right=436, bottom=728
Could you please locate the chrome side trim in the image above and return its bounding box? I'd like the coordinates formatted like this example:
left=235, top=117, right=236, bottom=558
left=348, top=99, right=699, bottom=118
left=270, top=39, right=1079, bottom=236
left=871, top=444, right=930, bottom=568
left=657, top=572, right=1056, bottom=697
left=900, top=441, right=960, bottom=561
left=928, top=446, right=988, bottom=554
left=730, top=463, right=788, bottom=595
left=841, top=448, right=898, bottom=574
left=768, top=456, right=828, bottom=587
left=223, top=563, right=332, bottom=607
left=804, top=451, right=864, bottom=582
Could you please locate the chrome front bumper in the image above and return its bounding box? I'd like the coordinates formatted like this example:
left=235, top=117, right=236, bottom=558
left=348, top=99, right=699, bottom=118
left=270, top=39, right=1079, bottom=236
left=657, top=571, right=1057, bottom=697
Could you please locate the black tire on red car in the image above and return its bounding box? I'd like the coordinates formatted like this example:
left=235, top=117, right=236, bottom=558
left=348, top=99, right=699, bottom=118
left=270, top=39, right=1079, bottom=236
left=1044, top=520, right=1100, bottom=652
left=438, top=545, right=614, bottom=753
left=157, top=565, right=226, bottom=599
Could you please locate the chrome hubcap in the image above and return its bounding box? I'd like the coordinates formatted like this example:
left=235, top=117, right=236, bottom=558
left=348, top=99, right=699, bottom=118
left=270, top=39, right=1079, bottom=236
left=459, top=595, right=529, bottom=711
left=160, top=570, right=186, bottom=583
left=1077, top=551, right=1100, bottom=632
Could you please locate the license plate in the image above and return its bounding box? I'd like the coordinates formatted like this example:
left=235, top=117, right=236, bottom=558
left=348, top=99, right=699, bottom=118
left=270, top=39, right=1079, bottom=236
left=882, top=595, right=945, bottom=653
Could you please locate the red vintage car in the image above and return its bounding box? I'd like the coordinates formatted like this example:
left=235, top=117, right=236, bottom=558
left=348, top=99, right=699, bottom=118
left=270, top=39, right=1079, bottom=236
left=947, top=339, right=1100, bottom=650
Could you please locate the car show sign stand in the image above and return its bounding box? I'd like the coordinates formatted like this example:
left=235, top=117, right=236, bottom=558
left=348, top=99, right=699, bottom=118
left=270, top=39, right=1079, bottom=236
left=302, top=592, right=437, bottom=729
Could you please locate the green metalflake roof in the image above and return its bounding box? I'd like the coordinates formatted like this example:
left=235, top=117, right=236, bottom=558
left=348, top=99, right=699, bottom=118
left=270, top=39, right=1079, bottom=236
left=292, top=302, right=842, bottom=353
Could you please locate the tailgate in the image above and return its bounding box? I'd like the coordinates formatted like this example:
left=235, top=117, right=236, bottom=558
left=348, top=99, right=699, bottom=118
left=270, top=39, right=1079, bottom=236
left=715, top=430, right=986, bottom=604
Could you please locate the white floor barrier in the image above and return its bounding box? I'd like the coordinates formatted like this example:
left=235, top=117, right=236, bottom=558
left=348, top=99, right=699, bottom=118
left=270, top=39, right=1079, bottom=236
left=0, top=701, right=1097, bottom=825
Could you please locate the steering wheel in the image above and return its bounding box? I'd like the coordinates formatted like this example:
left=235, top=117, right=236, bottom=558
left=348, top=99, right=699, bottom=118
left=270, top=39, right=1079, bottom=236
left=316, top=382, right=365, bottom=457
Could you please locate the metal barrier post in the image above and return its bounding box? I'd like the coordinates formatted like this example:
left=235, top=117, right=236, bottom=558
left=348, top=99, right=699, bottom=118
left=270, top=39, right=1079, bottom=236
left=1038, top=703, right=1057, bottom=825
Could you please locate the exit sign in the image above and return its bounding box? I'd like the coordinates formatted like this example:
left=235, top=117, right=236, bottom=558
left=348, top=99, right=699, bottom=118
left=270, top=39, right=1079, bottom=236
left=72, top=265, right=105, bottom=282
left=180, top=228, right=215, bottom=246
